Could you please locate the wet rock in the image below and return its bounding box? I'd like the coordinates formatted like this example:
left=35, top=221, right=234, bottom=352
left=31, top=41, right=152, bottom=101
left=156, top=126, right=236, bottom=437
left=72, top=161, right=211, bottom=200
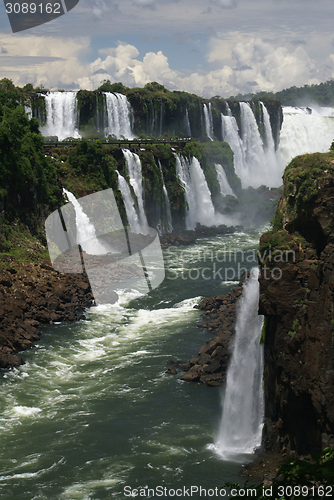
left=178, top=277, right=248, bottom=386
left=166, top=366, right=177, bottom=375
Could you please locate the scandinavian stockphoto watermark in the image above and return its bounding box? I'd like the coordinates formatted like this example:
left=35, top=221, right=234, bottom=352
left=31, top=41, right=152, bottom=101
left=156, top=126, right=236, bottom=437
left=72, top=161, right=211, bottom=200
left=45, top=188, right=165, bottom=305
left=4, top=0, right=80, bottom=33
left=165, top=245, right=296, bottom=283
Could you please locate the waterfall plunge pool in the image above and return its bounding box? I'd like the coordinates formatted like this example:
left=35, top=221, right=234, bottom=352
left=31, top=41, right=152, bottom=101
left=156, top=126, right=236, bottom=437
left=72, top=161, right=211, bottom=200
left=0, top=228, right=266, bottom=499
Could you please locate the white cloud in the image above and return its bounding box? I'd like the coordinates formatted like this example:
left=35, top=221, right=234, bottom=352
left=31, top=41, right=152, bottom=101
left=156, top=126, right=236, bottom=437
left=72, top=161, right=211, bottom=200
left=0, top=35, right=89, bottom=89
left=0, top=31, right=331, bottom=98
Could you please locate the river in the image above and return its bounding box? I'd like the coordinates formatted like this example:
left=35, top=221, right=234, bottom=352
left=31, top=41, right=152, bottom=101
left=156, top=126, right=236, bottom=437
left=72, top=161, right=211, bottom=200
left=0, top=227, right=265, bottom=499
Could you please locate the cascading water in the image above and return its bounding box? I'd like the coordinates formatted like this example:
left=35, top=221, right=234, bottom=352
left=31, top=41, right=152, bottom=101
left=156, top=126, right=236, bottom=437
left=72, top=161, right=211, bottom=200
left=63, top=189, right=108, bottom=255
left=42, top=92, right=80, bottom=141
left=175, top=155, right=217, bottom=229
left=215, top=267, right=264, bottom=460
left=116, top=171, right=140, bottom=232
left=221, top=104, right=247, bottom=186
left=221, top=102, right=282, bottom=189
left=214, top=164, right=236, bottom=198
left=240, top=102, right=272, bottom=189
left=203, top=103, right=214, bottom=140
left=184, top=108, right=192, bottom=137
left=277, top=106, right=334, bottom=166
left=122, top=149, right=148, bottom=229
left=105, top=93, right=134, bottom=139
left=158, top=161, right=173, bottom=233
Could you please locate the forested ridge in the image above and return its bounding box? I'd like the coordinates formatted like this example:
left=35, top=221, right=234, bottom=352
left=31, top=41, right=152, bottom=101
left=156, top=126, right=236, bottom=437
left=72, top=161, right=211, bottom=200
left=228, top=79, right=334, bottom=106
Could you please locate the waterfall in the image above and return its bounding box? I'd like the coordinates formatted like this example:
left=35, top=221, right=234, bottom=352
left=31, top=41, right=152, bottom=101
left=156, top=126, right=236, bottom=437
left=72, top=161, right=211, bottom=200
left=214, top=164, right=236, bottom=198
left=221, top=105, right=247, bottom=187
left=175, top=155, right=217, bottom=230
left=63, top=189, right=108, bottom=255
left=221, top=102, right=282, bottom=189
left=277, top=106, right=334, bottom=166
left=42, top=92, right=80, bottom=141
left=116, top=171, right=140, bottom=232
left=105, top=93, right=134, bottom=139
left=158, top=161, right=173, bottom=233
left=122, top=150, right=148, bottom=229
left=203, top=103, right=214, bottom=140
left=184, top=109, right=192, bottom=137
left=215, top=268, right=264, bottom=460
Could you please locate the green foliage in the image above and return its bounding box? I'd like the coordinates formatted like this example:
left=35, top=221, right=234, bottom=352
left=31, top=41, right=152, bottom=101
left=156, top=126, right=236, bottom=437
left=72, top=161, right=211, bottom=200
left=224, top=447, right=334, bottom=499
left=271, top=208, right=283, bottom=231
left=97, top=80, right=128, bottom=94
left=0, top=104, right=60, bottom=216
left=283, top=153, right=332, bottom=211
left=228, top=79, right=334, bottom=107
left=260, top=316, right=268, bottom=344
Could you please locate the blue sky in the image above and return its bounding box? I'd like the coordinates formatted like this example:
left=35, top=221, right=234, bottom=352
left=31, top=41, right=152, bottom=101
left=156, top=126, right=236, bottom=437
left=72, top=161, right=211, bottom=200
left=0, top=0, right=334, bottom=97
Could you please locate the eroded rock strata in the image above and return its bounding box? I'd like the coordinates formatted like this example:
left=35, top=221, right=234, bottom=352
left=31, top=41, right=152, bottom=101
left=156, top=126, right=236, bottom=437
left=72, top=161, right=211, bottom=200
left=259, top=152, right=334, bottom=455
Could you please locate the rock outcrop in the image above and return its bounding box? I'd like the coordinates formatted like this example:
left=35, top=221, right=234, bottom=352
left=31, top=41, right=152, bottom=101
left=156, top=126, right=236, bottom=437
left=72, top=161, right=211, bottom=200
left=0, top=256, right=94, bottom=368
left=170, top=278, right=247, bottom=385
left=259, top=152, right=334, bottom=455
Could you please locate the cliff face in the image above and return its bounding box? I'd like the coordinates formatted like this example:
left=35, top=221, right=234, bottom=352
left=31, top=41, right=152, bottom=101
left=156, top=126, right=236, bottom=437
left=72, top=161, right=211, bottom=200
left=259, top=152, right=334, bottom=455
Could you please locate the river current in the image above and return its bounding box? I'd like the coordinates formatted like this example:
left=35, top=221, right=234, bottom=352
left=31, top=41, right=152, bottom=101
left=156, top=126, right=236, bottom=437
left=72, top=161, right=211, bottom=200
left=0, top=227, right=265, bottom=499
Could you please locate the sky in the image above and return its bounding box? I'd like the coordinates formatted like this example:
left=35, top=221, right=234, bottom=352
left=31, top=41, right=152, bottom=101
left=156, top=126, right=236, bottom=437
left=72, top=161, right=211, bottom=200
left=0, top=0, right=334, bottom=97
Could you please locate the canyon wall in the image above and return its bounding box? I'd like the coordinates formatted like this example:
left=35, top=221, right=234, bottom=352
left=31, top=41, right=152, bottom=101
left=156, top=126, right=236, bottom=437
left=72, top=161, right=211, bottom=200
left=259, top=151, right=334, bottom=455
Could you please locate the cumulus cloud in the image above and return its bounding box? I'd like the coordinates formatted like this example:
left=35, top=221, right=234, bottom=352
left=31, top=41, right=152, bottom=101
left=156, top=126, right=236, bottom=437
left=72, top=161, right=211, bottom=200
left=0, top=32, right=329, bottom=98
left=0, top=35, right=90, bottom=89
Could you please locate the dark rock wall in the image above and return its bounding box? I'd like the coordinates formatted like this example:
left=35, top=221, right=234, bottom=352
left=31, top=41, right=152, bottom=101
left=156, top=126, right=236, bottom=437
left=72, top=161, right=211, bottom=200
left=259, top=152, right=334, bottom=455
left=30, top=87, right=283, bottom=145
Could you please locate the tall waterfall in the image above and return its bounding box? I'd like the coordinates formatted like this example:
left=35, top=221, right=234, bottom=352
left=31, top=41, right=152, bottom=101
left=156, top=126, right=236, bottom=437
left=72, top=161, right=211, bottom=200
left=221, top=102, right=282, bottom=189
left=105, top=93, right=134, bottom=139
left=116, top=171, right=140, bottom=232
left=158, top=161, right=173, bottom=233
left=215, top=164, right=236, bottom=198
left=184, top=109, right=192, bottom=137
left=215, top=268, right=264, bottom=459
left=63, top=189, right=108, bottom=255
left=175, top=155, right=217, bottom=230
left=122, top=150, right=148, bottom=229
left=277, top=106, right=334, bottom=166
left=203, top=103, right=214, bottom=140
left=42, top=92, right=80, bottom=141
left=221, top=104, right=247, bottom=186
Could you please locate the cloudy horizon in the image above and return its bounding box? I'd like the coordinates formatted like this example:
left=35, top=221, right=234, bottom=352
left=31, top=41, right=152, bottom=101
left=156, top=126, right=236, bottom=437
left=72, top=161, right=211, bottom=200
left=0, top=0, right=333, bottom=98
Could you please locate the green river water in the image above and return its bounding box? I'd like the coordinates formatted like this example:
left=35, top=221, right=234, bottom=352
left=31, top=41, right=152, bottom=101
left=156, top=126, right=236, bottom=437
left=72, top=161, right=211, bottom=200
left=0, top=227, right=265, bottom=500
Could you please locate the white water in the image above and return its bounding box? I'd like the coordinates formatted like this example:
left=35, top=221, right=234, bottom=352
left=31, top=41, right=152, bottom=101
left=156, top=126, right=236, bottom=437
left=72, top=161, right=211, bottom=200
left=215, top=164, right=236, bottom=198
left=105, top=93, right=134, bottom=139
left=175, top=155, right=218, bottom=230
left=63, top=189, right=108, bottom=255
left=42, top=92, right=80, bottom=141
left=158, top=161, right=173, bottom=233
left=184, top=108, right=192, bottom=137
left=221, top=105, right=248, bottom=187
left=203, top=103, right=214, bottom=140
left=277, top=106, right=334, bottom=165
left=122, top=149, right=148, bottom=229
left=239, top=102, right=281, bottom=189
left=116, top=171, right=140, bottom=232
left=215, top=267, right=264, bottom=460
left=221, top=102, right=334, bottom=190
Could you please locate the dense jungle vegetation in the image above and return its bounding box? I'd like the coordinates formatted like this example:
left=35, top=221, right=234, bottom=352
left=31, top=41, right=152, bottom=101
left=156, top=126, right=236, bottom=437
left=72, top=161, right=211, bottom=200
left=229, top=79, right=334, bottom=106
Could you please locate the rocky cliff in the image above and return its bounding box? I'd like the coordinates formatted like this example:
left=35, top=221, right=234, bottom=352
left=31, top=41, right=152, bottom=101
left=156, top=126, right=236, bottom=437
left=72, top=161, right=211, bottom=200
left=259, top=151, right=334, bottom=455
